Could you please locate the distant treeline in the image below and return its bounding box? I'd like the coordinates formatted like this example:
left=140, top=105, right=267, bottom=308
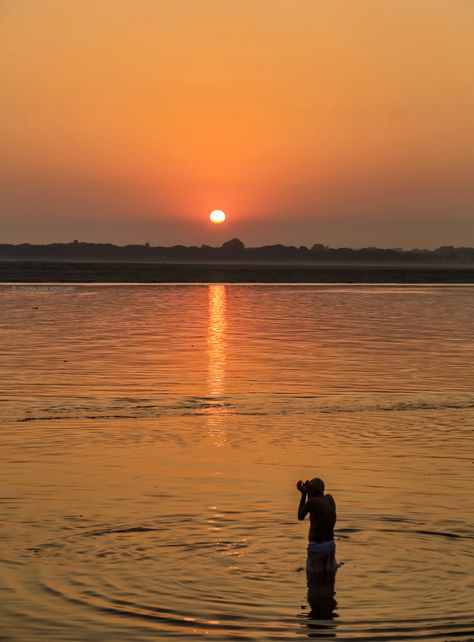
left=1, top=239, right=473, bottom=263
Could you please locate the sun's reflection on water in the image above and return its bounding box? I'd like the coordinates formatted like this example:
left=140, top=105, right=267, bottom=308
left=208, top=284, right=226, bottom=397
left=206, top=285, right=228, bottom=446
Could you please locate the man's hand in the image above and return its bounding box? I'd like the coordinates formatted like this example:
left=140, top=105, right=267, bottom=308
left=297, top=480, right=310, bottom=521
left=296, top=480, right=308, bottom=494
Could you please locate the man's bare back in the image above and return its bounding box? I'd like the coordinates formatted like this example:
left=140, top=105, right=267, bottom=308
left=297, top=478, right=337, bottom=543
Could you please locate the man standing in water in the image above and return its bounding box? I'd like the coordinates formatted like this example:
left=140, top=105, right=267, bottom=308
left=296, top=478, right=337, bottom=576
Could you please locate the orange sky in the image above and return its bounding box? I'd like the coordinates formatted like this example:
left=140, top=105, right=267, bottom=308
left=0, top=0, right=473, bottom=247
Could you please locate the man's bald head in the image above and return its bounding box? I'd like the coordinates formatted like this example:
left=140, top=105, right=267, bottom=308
left=307, top=478, right=325, bottom=497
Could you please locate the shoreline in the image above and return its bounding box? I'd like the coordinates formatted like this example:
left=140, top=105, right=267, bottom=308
left=1, top=261, right=474, bottom=283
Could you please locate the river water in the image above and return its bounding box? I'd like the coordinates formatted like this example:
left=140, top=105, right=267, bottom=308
left=0, top=283, right=473, bottom=641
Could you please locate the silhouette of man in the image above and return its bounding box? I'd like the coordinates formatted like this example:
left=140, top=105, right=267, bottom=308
left=297, top=477, right=337, bottom=576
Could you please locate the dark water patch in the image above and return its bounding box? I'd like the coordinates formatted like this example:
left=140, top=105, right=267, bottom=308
left=83, top=526, right=159, bottom=538
left=13, top=394, right=474, bottom=424
left=16, top=414, right=140, bottom=422
left=27, top=542, right=65, bottom=555
left=381, top=528, right=468, bottom=540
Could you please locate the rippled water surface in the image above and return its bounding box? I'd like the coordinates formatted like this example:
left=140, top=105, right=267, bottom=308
left=1, top=284, right=473, bottom=641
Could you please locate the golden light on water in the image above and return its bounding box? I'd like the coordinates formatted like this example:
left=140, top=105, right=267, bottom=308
left=207, top=284, right=228, bottom=446
left=209, top=210, right=226, bottom=224
left=207, top=284, right=226, bottom=397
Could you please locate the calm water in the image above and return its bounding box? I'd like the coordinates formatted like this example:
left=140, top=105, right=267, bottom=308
left=0, top=284, right=473, bottom=641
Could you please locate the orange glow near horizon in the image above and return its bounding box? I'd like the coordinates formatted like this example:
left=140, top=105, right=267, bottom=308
left=0, top=1, right=473, bottom=247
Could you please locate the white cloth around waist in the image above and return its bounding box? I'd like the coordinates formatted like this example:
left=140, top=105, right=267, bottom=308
left=307, top=540, right=336, bottom=555
left=306, top=539, right=337, bottom=574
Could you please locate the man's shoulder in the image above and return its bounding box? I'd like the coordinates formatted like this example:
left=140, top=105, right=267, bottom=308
left=324, top=493, right=336, bottom=509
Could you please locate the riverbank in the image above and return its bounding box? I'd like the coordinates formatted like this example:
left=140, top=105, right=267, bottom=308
left=1, top=261, right=474, bottom=283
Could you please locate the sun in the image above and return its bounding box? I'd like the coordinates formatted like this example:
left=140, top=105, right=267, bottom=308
left=209, top=210, right=226, bottom=224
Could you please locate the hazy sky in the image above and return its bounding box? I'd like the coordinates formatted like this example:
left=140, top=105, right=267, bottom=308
left=1, top=0, right=473, bottom=248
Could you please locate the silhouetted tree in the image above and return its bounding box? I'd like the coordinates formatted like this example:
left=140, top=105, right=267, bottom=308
left=222, top=238, right=245, bottom=250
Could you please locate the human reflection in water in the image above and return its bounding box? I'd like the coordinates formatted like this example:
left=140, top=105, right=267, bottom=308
left=306, top=568, right=338, bottom=634
left=296, top=477, right=339, bottom=635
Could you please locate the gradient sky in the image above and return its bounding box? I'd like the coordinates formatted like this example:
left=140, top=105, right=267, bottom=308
left=1, top=0, right=473, bottom=248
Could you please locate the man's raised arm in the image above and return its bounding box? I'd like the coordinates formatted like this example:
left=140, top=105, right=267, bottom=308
left=296, top=480, right=310, bottom=520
